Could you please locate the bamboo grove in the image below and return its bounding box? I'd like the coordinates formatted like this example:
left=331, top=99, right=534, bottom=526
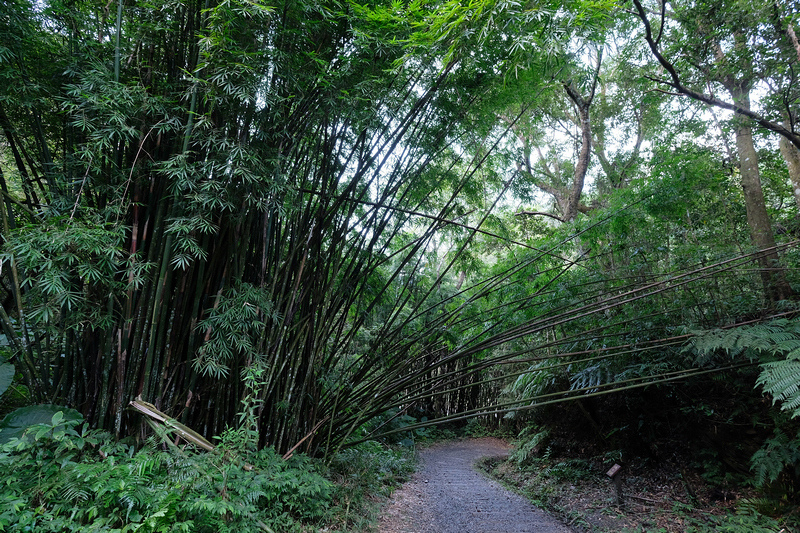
left=2, top=0, right=800, bottom=456
left=0, top=0, right=540, bottom=452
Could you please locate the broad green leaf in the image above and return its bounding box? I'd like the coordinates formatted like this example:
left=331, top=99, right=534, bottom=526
left=0, top=404, right=82, bottom=444
left=0, top=361, right=13, bottom=398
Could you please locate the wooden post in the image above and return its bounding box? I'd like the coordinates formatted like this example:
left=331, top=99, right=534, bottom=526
left=606, top=463, right=624, bottom=506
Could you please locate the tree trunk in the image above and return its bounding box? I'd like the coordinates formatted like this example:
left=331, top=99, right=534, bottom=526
left=730, top=87, right=793, bottom=302
left=779, top=133, right=800, bottom=211
left=781, top=15, right=800, bottom=209
left=565, top=96, right=592, bottom=222
left=562, top=52, right=600, bottom=222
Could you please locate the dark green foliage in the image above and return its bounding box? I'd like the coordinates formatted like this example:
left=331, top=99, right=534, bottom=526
left=510, top=426, right=551, bottom=468
left=495, top=167, right=767, bottom=419
left=329, top=440, right=414, bottom=498
left=484, top=134, right=800, bottom=500
left=194, top=283, right=281, bottom=379
left=750, top=428, right=800, bottom=490
left=0, top=404, right=81, bottom=443
left=690, top=317, right=800, bottom=418
left=759, top=359, right=800, bottom=415
left=1, top=217, right=135, bottom=329
left=319, top=441, right=414, bottom=530
left=0, top=352, right=27, bottom=417
left=0, top=357, right=12, bottom=398
left=0, top=411, right=334, bottom=532
left=683, top=509, right=790, bottom=533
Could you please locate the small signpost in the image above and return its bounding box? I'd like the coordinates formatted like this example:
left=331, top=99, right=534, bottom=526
left=606, top=463, right=624, bottom=506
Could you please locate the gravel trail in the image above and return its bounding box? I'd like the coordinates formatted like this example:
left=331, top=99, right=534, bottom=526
left=378, top=438, right=574, bottom=533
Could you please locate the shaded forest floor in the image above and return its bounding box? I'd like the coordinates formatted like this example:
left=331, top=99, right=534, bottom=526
left=479, top=451, right=799, bottom=532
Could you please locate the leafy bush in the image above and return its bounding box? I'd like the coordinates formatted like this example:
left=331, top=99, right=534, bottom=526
left=510, top=426, right=551, bottom=468
left=0, top=404, right=82, bottom=443
left=749, top=429, right=800, bottom=490
left=328, top=441, right=414, bottom=498
left=463, top=418, right=510, bottom=438
left=542, top=458, right=593, bottom=483
left=0, top=411, right=333, bottom=532
left=325, top=441, right=415, bottom=530
left=690, top=317, right=800, bottom=496
left=689, top=317, right=800, bottom=419
left=358, top=408, right=433, bottom=446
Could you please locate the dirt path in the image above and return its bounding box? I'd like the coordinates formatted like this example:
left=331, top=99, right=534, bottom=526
left=378, top=438, right=574, bottom=533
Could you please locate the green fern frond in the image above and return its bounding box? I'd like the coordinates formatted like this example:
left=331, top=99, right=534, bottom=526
left=786, top=345, right=800, bottom=360
left=692, top=318, right=800, bottom=417
left=757, top=360, right=800, bottom=417
left=504, top=361, right=559, bottom=401
left=692, top=321, right=800, bottom=360
left=569, top=363, right=605, bottom=392
left=781, top=394, right=800, bottom=412
left=767, top=332, right=799, bottom=343
left=61, top=484, right=89, bottom=503
left=750, top=430, right=800, bottom=487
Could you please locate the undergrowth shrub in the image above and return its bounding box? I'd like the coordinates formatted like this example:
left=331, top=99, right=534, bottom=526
left=359, top=408, right=435, bottom=447
left=691, top=317, right=800, bottom=500
left=463, top=418, right=511, bottom=438
left=510, top=427, right=551, bottom=468
left=749, top=428, right=800, bottom=494
left=683, top=508, right=790, bottom=533
left=542, top=458, right=593, bottom=482
left=0, top=412, right=332, bottom=532
left=325, top=441, right=415, bottom=530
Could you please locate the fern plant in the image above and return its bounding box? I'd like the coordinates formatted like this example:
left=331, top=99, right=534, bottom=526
left=757, top=359, right=800, bottom=418
left=689, top=317, right=800, bottom=417
left=690, top=317, right=800, bottom=494
left=510, top=426, right=551, bottom=468
left=749, top=429, right=800, bottom=489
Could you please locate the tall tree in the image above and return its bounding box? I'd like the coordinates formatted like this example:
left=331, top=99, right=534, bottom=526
left=631, top=0, right=795, bottom=302
left=774, top=2, right=800, bottom=210
left=505, top=50, right=603, bottom=223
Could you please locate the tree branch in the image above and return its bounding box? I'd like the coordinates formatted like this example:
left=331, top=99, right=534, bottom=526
left=514, top=210, right=564, bottom=222
left=630, top=0, right=800, bottom=150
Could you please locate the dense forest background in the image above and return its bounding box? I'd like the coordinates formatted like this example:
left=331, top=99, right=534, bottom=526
left=2, top=0, right=800, bottom=529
